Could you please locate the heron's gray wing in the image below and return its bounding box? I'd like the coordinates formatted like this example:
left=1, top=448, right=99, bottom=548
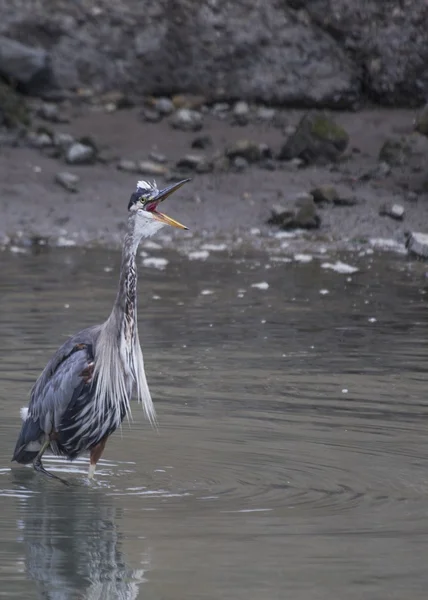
left=12, top=343, right=95, bottom=462
left=28, top=343, right=95, bottom=433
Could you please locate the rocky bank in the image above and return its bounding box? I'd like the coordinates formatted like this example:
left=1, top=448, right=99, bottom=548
left=0, top=0, right=428, bottom=256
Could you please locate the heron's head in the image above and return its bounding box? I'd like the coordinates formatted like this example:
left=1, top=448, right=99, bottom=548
left=128, top=178, right=189, bottom=238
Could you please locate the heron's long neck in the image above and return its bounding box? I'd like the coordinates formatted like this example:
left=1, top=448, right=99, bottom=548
left=111, top=228, right=140, bottom=345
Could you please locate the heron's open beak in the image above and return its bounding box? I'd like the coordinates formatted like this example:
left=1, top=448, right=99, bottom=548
left=151, top=179, right=190, bottom=229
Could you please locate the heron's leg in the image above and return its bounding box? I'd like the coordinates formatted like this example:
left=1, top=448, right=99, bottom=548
left=88, top=437, right=108, bottom=479
left=33, top=440, right=70, bottom=486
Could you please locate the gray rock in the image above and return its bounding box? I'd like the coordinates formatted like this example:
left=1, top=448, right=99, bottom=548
left=54, top=171, right=79, bottom=192
left=225, top=140, right=270, bottom=163
left=256, top=106, right=276, bottom=121
left=170, top=108, right=203, bottom=131
left=138, top=160, right=168, bottom=176
left=53, top=132, right=74, bottom=149
left=233, top=101, right=250, bottom=125
left=260, top=158, right=277, bottom=171
left=38, top=102, right=68, bottom=123
left=304, top=1, right=428, bottom=106
left=148, top=151, right=168, bottom=164
left=379, top=203, right=405, bottom=221
left=232, top=156, right=249, bottom=172
left=176, top=153, right=211, bottom=172
left=117, top=159, right=139, bottom=173
left=191, top=135, right=213, bottom=149
left=415, top=104, right=428, bottom=137
left=154, top=97, right=174, bottom=115
left=267, top=196, right=321, bottom=230
left=268, top=204, right=295, bottom=227
left=28, top=131, right=52, bottom=148
left=310, top=185, right=339, bottom=204
left=378, top=137, right=412, bottom=166
left=141, top=107, right=161, bottom=123
left=0, top=81, right=29, bottom=129
left=4, top=1, right=428, bottom=107
left=0, top=35, right=52, bottom=94
left=212, top=102, right=230, bottom=114
left=406, top=232, right=428, bottom=259
left=294, top=196, right=321, bottom=229
left=279, top=111, right=349, bottom=164
left=65, top=142, right=96, bottom=165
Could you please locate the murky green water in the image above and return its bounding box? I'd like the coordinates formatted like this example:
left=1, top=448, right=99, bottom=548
left=0, top=245, right=427, bottom=599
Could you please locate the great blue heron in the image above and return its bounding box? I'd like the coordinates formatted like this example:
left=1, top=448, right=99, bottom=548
left=12, top=178, right=190, bottom=484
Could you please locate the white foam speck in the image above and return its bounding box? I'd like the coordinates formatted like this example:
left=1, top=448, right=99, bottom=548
left=152, top=295, right=161, bottom=300
left=9, top=246, right=27, bottom=254
left=187, top=250, right=210, bottom=260
left=250, top=228, right=260, bottom=235
left=319, top=289, right=329, bottom=295
left=270, top=256, right=292, bottom=263
left=342, top=388, right=349, bottom=394
left=368, top=317, right=377, bottom=323
left=369, top=238, right=407, bottom=254
left=56, top=236, right=76, bottom=247
left=200, top=289, right=214, bottom=295
left=64, top=304, right=70, bottom=309
left=142, top=257, right=168, bottom=270
left=103, top=266, right=113, bottom=272
left=274, top=231, right=299, bottom=239
left=321, top=261, right=359, bottom=274
left=201, top=243, right=227, bottom=251
left=251, top=282, right=269, bottom=290
left=294, top=253, right=313, bottom=263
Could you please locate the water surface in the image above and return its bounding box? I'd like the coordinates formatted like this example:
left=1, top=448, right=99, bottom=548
left=0, top=246, right=427, bottom=599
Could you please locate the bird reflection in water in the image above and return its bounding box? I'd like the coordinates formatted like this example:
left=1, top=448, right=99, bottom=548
left=13, top=473, right=149, bottom=600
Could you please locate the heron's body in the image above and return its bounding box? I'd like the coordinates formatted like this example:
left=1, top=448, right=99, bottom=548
left=12, top=178, right=189, bottom=483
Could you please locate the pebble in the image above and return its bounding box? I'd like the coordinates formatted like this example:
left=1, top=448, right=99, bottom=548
left=117, top=159, right=139, bottom=173
left=53, top=132, right=75, bottom=149
left=154, top=97, right=174, bottom=115
left=191, top=135, right=213, bottom=149
left=256, top=106, right=276, bottom=121
left=406, top=232, right=428, bottom=259
left=54, top=171, right=80, bottom=192
left=170, top=108, right=203, bottom=131
left=138, top=160, right=169, bottom=176
left=38, top=102, right=68, bottom=123
left=66, top=142, right=96, bottom=165
left=148, top=151, right=168, bottom=164
left=233, top=101, right=250, bottom=125
left=176, top=154, right=209, bottom=171
left=379, top=203, right=405, bottom=221
left=141, top=107, right=161, bottom=123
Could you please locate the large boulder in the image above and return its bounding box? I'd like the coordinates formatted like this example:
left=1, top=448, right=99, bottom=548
left=0, top=0, right=427, bottom=106
left=0, top=35, right=52, bottom=94
left=0, top=0, right=359, bottom=107
left=279, top=111, right=349, bottom=164
left=301, top=0, right=428, bottom=106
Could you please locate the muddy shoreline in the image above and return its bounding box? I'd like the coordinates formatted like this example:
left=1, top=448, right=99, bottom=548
left=0, top=105, right=427, bottom=254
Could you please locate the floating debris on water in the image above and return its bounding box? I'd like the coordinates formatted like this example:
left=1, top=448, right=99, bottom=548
left=294, top=253, right=313, bottom=263
left=321, top=261, right=359, bottom=274
left=56, top=236, right=76, bottom=247
left=200, top=243, right=227, bottom=251
left=369, top=238, right=406, bottom=254
left=251, top=282, right=269, bottom=290
left=187, top=250, right=210, bottom=260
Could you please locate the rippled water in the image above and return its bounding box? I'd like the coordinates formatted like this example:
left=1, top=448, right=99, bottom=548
left=0, top=245, right=428, bottom=599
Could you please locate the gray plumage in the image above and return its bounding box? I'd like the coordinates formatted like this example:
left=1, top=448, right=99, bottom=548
left=12, top=178, right=190, bottom=483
